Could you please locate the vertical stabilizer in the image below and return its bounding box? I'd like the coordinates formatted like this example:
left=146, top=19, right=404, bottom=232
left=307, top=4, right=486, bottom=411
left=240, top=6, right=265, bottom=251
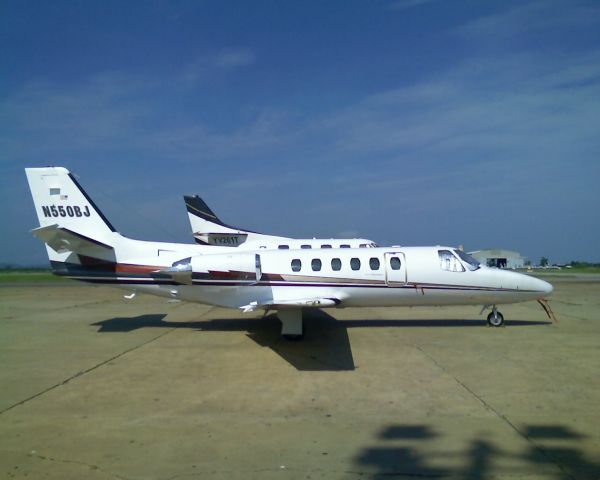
left=184, top=195, right=240, bottom=234
left=25, top=167, right=117, bottom=260
left=185, top=194, right=254, bottom=246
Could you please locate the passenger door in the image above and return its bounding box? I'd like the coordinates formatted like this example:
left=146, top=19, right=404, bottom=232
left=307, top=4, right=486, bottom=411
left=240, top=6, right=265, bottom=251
left=384, top=252, right=407, bottom=286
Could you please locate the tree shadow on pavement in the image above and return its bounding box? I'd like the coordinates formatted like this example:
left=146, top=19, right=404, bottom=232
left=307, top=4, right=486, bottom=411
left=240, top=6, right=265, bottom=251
left=355, top=423, right=600, bottom=479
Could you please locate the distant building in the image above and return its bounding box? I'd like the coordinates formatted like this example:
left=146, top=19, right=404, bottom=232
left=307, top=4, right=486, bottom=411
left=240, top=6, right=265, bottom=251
left=468, top=249, right=525, bottom=269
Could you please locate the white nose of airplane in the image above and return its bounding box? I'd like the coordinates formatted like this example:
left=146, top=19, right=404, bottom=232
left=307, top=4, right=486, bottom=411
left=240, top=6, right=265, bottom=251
left=522, top=274, right=553, bottom=296
left=536, top=277, right=554, bottom=296
left=499, top=270, right=553, bottom=298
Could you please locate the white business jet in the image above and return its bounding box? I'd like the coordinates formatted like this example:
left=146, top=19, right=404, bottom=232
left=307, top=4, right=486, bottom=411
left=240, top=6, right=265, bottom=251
left=26, top=167, right=553, bottom=338
left=184, top=194, right=378, bottom=249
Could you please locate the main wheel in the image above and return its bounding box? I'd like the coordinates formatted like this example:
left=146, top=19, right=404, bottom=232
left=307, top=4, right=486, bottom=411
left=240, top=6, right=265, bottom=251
left=487, top=310, right=505, bottom=327
left=282, top=333, right=303, bottom=341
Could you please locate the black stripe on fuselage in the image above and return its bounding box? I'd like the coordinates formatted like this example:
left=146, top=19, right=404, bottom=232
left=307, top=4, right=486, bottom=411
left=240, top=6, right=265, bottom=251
left=71, top=278, right=180, bottom=285
left=49, top=261, right=539, bottom=293
left=57, top=274, right=538, bottom=293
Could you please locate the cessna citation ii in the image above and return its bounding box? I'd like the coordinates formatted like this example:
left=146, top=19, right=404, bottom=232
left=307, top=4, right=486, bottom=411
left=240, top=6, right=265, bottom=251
left=184, top=194, right=378, bottom=249
left=26, top=167, right=553, bottom=338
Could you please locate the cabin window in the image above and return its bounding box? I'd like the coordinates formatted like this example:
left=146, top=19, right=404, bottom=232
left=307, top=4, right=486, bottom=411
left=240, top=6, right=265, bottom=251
left=278, top=245, right=289, bottom=250
left=321, top=244, right=332, bottom=249
left=439, top=250, right=465, bottom=272
left=301, top=244, right=312, bottom=249
left=331, top=258, right=342, bottom=271
left=390, top=256, right=401, bottom=270
left=340, top=244, right=350, bottom=248
left=291, top=259, right=302, bottom=272
left=350, top=257, right=361, bottom=270
left=311, top=258, right=322, bottom=271
left=369, top=257, right=380, bottom=270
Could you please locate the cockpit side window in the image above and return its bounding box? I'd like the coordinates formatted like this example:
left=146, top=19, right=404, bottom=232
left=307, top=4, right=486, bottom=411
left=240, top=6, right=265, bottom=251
left=439, top=250, right=465, bottom=272
left=454, top=250, right=480, bottom=271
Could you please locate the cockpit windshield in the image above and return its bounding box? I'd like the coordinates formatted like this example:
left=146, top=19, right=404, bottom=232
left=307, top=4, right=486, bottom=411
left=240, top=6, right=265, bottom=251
left=439, top=250, right=465, bottom=272
left=454, top=250, right=480, bottom=271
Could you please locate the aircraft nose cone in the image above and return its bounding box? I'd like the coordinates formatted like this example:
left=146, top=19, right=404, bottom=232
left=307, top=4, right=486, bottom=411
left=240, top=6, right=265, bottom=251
left=513, top=272, right=553, bottom=297
left=538, top=278, right=554, bottom=296
left=526, top=275, right=553, bottom=296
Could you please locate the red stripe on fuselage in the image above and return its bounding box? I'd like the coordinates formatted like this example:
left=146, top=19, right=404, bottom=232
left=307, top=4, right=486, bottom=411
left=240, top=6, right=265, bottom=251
left=115, top=263, right=165, bottom=274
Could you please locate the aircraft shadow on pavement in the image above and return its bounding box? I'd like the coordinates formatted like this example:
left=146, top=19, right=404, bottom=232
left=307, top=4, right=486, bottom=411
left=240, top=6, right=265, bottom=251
left=91, top=311, right=550, bottom=372
left=354, top=423, right=599, bottom=479
left=92, top=310, right=355, bottom=371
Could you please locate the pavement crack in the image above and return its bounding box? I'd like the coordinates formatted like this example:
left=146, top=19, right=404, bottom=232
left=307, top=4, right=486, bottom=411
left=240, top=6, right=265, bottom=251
left=0, top=327, right=176, bottom=416
left=414, top=344, right=577, bottom=480
left=0, top=448, right=132, bottom=480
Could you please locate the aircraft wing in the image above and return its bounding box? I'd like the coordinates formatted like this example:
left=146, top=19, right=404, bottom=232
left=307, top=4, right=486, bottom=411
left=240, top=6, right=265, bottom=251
left=31, top=224, right=113, bottom=254
left=240, top=297, right=341, bottom=313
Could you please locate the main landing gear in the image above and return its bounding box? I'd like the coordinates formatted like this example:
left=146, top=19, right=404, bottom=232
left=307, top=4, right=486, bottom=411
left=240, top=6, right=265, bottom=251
left=278, top=309, right=304, bottom=340
left=486, top=306, right=505, bottom=327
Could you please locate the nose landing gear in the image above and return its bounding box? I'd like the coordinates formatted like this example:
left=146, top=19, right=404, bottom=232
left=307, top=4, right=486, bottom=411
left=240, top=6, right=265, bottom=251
left=486, top=306, right=505, bottom=327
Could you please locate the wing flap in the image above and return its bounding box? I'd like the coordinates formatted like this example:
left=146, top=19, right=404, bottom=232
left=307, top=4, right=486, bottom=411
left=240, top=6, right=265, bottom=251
left=240, top=297, right=341, bottom=313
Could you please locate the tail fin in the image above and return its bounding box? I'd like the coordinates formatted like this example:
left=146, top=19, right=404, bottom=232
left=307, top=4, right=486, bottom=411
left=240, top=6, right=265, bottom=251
left=184, top=195, right=253, bottom=246
left=183, top=195, right=297, bottom=247
left=184, top=195, right=239, bottom=234
left=25, top=167, right=118, bottom=261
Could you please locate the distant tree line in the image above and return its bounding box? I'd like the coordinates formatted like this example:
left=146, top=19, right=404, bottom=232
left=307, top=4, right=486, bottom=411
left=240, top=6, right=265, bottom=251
left=569, top=261, right=600, bottom=268
left=0, top=264, right=50, bottom=270
left=533, top=258, right=600, bottom=268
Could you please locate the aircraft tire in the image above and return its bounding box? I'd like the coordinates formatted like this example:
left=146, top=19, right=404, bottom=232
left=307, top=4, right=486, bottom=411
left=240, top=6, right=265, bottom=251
left=487, top=311, right=505, bottom=327
left=282, top=333, right=303, bottom=341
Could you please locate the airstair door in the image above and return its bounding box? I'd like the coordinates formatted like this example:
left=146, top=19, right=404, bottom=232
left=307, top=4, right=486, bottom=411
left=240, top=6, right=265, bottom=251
left=384, top=252, right=407, bottom=286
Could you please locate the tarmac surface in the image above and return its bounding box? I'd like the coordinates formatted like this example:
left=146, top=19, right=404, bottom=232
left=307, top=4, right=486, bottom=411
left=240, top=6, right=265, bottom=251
left=0, top=278, right=599, bottom=479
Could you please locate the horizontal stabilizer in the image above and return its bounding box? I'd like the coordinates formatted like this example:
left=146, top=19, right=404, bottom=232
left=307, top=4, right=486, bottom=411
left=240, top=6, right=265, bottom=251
left=240, top=297, right=341, bottom=313
left=193, top=232, right=249, bottom=247
left=32, top=224, right=113, bottom=254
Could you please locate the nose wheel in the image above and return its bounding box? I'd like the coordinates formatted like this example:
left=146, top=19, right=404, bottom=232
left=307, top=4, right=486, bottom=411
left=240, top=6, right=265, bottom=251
left=486, top=307, right=505, bottom=327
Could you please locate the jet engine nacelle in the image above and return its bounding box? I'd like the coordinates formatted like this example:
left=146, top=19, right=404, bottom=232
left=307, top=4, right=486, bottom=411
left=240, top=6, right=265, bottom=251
left=191, top=252, right=261, bottom=282
left=159, top=252, right=262, bottom=285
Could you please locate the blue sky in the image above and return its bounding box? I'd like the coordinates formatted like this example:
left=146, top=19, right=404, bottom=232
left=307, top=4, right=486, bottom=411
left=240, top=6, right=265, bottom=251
left=2, top=0, right=599, bottom=265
